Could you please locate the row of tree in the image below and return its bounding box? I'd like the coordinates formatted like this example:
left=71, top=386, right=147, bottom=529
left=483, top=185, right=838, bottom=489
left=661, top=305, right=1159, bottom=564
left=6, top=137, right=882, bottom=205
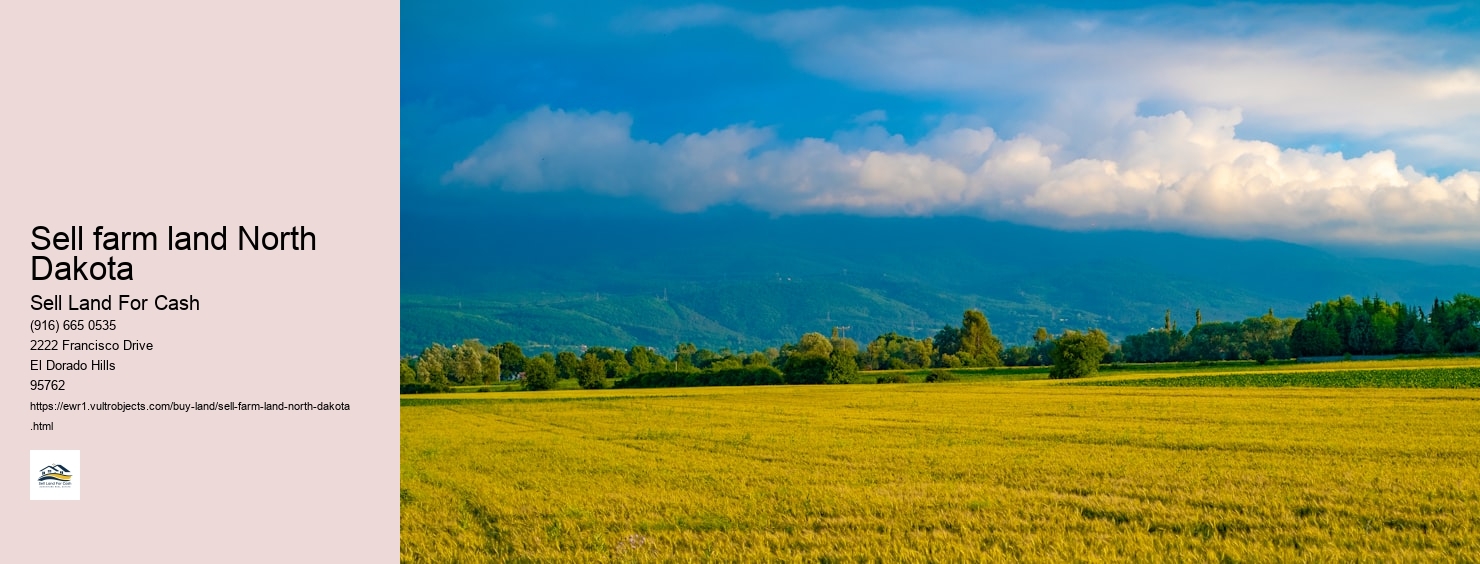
left=1121, top=309, right=1298, bottom=363
left=860, top=310, right=1015, bottom=369
left=400, top=308, right=1110, bottom=391
left=399, top=340, right=619, bottom=391
left=400, top=294, right=1480, bottom=391
left=398, top=329, right=863, bottom=391
left=1290, top=295, right=1480, bottom=356
left=1116, top=294, right=1480, bottom=362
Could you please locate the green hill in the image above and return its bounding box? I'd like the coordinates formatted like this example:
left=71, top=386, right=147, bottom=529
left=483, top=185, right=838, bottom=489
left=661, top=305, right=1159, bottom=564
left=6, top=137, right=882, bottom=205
left=401, top=211, right=1480, bottom=355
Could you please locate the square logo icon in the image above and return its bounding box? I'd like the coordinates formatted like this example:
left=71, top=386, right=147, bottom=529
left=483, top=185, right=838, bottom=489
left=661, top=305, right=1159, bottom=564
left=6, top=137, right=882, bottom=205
left=30, top=450, right=80, bottom=501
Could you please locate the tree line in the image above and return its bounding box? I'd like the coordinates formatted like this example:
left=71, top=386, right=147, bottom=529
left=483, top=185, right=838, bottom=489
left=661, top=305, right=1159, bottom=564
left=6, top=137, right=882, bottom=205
left=400, top=309, right=1113, bottom=392
left=399, top=293, right=1479, bottom=392
left=1117, top=294, right=1480, bottom=363
left=1290, top=294, right=1480, bottom=356
left=1120, top=309, right=1297, bottom=364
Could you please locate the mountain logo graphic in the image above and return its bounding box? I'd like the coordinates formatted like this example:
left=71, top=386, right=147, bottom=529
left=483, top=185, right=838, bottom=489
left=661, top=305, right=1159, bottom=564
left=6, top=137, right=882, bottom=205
left=38, top=464, right=72, bottom=483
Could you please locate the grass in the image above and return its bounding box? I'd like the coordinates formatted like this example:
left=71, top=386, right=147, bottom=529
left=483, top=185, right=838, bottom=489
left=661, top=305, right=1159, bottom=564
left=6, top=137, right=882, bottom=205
left=868, top=365, right=1049, bottom=383
left=400, top=358, right=1480, bottom=561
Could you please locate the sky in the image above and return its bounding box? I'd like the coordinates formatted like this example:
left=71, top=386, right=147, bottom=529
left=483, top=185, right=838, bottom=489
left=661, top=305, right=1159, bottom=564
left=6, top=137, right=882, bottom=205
left=403, top=1, right=1480, bottom=254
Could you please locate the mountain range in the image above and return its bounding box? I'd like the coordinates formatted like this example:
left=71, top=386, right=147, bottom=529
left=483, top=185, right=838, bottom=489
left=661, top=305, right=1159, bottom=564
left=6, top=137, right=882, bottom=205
left=401, top=205, right=1480, bottom=356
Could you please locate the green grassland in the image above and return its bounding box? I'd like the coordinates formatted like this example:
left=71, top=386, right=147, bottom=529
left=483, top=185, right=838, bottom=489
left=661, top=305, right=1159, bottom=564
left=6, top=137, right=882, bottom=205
left=401, top=358, right=1480, bottom=562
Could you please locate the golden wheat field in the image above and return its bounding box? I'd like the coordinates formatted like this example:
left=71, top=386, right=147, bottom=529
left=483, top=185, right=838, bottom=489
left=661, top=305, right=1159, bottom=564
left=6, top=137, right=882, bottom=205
left=401, top=360, right=1480, bottom=562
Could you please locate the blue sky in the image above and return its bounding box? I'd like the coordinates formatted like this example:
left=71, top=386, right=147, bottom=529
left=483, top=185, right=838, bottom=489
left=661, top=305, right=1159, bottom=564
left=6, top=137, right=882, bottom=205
left=404, top=1, right=1480, bottom=250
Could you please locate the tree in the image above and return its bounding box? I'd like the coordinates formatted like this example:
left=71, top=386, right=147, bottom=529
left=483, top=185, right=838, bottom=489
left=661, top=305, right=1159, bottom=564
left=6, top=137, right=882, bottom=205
left=1033, top=327, right=1050, bottom=345
left=1372, top=311, right=1398, bottom=354
left=1401, top=329, right=1421, bottom=354
left=673, top=342, right=699, bottom=370
left=797, top=332, right=834, bottom=357
left=555, top=351, right=580, bottom=380
left=1449, top=294, right=1480, bottom=339
left=1003, top=345, right=1034, bottom=366
left=706, top=354, right=743, bottom=371
left=865, top=333, right=895, bottom=370
left=1186, top=322, right=1239, bottom=361
left=744, top=351, right=771, bottom=367
left=825, top=337, right=860, bottom=384
left=450, top=339, right=485, bottom=384
left=782, top=332, right=834, bottom=384
left=906, top=338, right=936, bottom=368
left=865, top=332, right=932, bottom=370
left=1349, top=311, right=1375, bottom=355
left=585, top=347, right=632, bottom=378
left=693, top=347, right=723, bottom=368
left=1241, top=311, right=1292, bottom=360
left=1049, top=329, right=1110, bottom=379
left=495, top=341, right=526, bottom=378
left=399, top=356, right=416, bottom=385
left=577, top=354, right=608, bottom=389
left=933, top=325, right=961, bottom=360
left=479, top=350, right=502, bottom=384
left=1451, top=327, right=1480, bottom=353
left=1121, top=327, right=1185, bottom=363
left=1004, top=336, right=1053, bottom=366
left=958, top=309, right=1003, bottom=367
left=523, top=356, right=557, bottom=391
left=783, top=354, right=829, bottom=384
left=1422, top=332, right=1442, bottom=353
left=627, top=346, right=665, bottom=373
left=1291, top=320, right=1341, bottom=357
left=416, top=343, right=451, bottom=387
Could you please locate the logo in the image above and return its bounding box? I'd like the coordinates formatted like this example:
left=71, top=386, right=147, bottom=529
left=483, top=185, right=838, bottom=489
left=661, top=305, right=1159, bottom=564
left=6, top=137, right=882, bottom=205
left=30, top=449, right=80, bottom=500
left=38, top=464, right=72, bottom=484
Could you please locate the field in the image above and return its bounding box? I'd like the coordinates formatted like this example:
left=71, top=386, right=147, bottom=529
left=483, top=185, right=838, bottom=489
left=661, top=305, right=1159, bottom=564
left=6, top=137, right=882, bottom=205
left=401, top=358, right=1480, bottom=562
left=1087, top=366, right=1480, bottom=388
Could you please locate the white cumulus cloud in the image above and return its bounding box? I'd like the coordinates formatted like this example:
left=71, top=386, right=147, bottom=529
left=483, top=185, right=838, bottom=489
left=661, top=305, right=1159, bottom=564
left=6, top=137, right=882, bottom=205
left=627, top=4, right=1480, bottom=171
left=445, top=106, right=1480, bottom=244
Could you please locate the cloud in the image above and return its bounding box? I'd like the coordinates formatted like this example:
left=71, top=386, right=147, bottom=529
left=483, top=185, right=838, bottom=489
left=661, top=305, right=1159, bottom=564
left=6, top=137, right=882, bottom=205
left=630, top=4, right=1480, bottom=170
left=444, top=108, right=774, bottom=211
left=621, top=4, right=737, bottom=33
left=445, top=107, right=1480, bottom=245
left=852, top=109, right=887, bottom=125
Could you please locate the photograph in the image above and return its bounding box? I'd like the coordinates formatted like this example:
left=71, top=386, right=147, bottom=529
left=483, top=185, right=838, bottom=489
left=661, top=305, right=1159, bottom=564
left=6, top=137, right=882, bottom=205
left=396, top=1, right=1480, bottom=561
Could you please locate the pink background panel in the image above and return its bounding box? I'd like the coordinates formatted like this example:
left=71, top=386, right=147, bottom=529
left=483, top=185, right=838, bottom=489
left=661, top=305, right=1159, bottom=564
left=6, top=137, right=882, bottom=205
left=1, top=1, right=400, bottom=560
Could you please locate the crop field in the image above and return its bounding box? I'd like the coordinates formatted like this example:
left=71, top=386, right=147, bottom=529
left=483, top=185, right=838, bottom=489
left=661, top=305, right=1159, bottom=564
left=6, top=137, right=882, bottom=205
left=401, top=359, right=1480, bottom=562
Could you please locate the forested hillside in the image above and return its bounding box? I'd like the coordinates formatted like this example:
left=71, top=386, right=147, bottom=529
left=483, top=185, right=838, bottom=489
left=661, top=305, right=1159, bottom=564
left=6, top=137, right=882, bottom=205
left=402, top=210, right=1480, bottom=355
